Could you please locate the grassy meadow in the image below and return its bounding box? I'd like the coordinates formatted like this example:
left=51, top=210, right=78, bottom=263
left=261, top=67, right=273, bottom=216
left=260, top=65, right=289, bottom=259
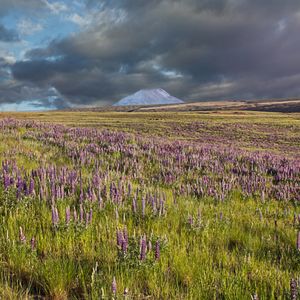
left=0, top=111, right=299, bottom=299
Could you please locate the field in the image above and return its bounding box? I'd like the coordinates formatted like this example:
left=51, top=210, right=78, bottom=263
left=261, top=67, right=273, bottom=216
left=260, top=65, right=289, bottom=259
left=0, top=110, right=299, bottom=299
left=65, top=98, right=300, bottom=113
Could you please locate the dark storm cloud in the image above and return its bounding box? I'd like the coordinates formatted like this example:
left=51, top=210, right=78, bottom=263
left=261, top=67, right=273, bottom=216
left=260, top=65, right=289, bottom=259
left=0, top=77, right=61, bottom=104
left=0, top=24, right=19, bottom=42
left=0, top=58, right=67, bottom=110
left=9, top=0, right=300, bottom=106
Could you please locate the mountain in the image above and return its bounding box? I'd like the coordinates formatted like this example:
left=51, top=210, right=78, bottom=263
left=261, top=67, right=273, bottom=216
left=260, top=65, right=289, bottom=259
left=113, top=88, right=184, bottom=106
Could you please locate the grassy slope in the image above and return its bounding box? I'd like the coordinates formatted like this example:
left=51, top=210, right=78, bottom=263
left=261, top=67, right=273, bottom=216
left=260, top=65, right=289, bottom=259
left=0, top=111, right=299, bottom=299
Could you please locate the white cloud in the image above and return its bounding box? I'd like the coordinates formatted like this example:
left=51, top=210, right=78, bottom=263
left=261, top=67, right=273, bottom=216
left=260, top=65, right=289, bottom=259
left=42, top=0, right=67, bottom=14
left=0, top=49, right=16, bottom=65
left=152, top=64, right=184, bottom=79
left=161, top=70, right=183, bottom=79
left=67, top=7, right=127, bottom=29
left=0, top=47, right=17, bottom=65
left=17, top=19, right=43, bottom=36
left=67, top=13, right=91, bottom=27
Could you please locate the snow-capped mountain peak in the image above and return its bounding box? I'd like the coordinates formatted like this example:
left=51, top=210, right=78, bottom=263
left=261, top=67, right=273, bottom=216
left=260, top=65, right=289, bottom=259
left=113, top=88, right=184, bottom=106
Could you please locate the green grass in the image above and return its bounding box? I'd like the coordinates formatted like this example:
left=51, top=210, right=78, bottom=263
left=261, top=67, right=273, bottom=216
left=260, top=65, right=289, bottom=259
left=1, top=188, right=299, bottom=299
left=0, top=111, right=299, bottom=299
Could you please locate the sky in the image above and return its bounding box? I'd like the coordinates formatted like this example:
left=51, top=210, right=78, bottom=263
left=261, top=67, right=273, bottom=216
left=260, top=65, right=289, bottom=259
left=1, top=0, right=300, bottom=111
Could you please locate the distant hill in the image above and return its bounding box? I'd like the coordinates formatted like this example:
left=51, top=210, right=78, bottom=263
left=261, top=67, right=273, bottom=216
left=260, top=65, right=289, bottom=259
left=65, top=98, right=300, bottom=113
left=113, top=88, right=184, bottom=106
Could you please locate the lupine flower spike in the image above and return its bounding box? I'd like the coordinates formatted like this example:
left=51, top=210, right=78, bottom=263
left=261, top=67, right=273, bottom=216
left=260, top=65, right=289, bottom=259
left=19, top=226, right=26, bottom=244
left=112, top=276, right=117, bottom=296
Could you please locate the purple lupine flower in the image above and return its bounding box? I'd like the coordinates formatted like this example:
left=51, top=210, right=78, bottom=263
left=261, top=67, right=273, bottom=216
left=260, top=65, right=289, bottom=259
left=122, top=227, right=128, bottom=252
left=51, top=206, right=59, bottom=226
left=16, top=176, right=23, bottom=199
left=187, top=215, right=193, bottom=226
left=30, top=237, right=35, bottom=250
left=19, top=226, right=26, bottom=243
left=79, top=191, right=84, bottom=203
left=65, top=206, right=70, bottom=225
left=142, top=197, right=145, bottom=217
left=159, top=198, right=165, bottom=216
left=112, top=276, right=117, bottom=295
left=3, top=173, right=10, bottom=190
left=50, top=183, right=55, bottom=201
left=102, top=185, right=107, bottom=200
left=117, top=229, right=123, bottom=247
left=127, top=183, right=132, bottom=197
left=139, top=234, right=147, bottom=261
left=29, top=178, right=35, bottom=195
left=121, top=237, right=128, bottom=253
left=290, top=278, right=297, bottom=300
left=23, top=180, right=28, bottom=196
left=80, top=204, right=84, bottom=223
left=155, top=240, right=160, bottom=260
left=39, top=185, right=44, bottom=201
left=73, top=208, right=78, bottom=223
